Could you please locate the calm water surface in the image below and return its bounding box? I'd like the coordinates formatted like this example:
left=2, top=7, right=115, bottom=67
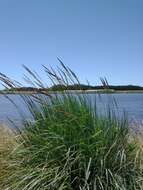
left=0, top=93, right=143, bottom=126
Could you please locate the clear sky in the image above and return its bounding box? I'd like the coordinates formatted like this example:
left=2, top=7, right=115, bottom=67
left=0, top=0, right=143, bottom=86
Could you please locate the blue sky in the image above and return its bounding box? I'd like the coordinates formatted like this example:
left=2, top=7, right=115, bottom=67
left=0, top=0, right=143, bottom=86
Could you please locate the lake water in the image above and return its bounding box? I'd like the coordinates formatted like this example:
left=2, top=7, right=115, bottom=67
left=0, top=93, right=143, bottom=127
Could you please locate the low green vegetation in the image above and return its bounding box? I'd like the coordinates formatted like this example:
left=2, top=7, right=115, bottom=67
left=0, top=62, right=143, bottom=189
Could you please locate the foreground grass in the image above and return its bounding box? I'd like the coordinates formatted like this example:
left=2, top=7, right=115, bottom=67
left=0, top=125, right=17, bottom=190
left=0, top=62, right=143, bottom=189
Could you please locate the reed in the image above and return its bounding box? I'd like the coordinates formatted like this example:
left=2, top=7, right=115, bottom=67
left=0, top=61, right=143, bottom=189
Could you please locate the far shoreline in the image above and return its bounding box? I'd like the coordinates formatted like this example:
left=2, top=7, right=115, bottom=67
left=1, top=89, right=143, bottom=95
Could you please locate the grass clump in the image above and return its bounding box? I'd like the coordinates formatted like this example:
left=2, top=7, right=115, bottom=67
left=0, top=61, right=143, bottom=189
left=6, top=97, right=143, bottom=190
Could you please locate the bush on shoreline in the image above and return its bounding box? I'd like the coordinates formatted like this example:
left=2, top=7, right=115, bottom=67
left=0, top=62, right=143, bottom=189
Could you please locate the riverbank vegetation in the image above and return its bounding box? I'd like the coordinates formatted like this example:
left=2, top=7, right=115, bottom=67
left=1, top=84, right=143, bottom=94
left=0, top=62, right=143, bottom=189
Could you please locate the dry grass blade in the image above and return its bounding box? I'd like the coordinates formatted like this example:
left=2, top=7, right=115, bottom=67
left=100, top=77, right=109, bottom=89
left=0, top=125, right=17, bottom=189
left=22, top=65, right=45, bottom=88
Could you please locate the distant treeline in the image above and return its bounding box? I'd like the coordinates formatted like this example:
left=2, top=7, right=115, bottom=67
left=49, top=84, right=143, bottom=91
left=6, top=84, right=143, bottom=92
